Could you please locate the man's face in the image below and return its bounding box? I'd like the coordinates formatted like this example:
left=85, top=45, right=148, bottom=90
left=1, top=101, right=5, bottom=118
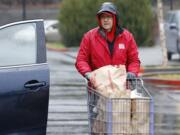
left=100, top=13, right=113, bottom=32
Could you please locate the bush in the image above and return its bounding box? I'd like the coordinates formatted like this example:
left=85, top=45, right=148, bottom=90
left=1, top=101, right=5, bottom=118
left=59, top=0, right=153, bottom=47
left=59, top=0, right=105, bottom=47
left=115, top=0, right=154, bottom=46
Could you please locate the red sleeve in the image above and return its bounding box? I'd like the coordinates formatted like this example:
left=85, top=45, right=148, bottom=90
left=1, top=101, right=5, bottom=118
left=126, top=33, right=141, bottom=76
left=75, top=33, right=92, bottom=76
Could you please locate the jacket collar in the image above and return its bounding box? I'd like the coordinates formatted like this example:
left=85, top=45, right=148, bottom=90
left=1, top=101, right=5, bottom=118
left=98, top=26, right=124, bottom=41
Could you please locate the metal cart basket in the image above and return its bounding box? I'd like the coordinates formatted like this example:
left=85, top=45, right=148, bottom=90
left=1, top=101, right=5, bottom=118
left=86, top=78, right=154, bottom=135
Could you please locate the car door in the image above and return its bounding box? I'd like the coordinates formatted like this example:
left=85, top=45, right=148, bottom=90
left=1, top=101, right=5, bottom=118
left=0, top=20, right=49, bottom=135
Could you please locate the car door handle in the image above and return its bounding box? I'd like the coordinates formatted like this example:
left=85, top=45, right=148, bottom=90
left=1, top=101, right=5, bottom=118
left=24, top=81, right=46, bottom=89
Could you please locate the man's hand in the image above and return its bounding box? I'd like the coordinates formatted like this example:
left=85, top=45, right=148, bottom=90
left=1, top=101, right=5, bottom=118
left=127, top=72, right=136, bottom=80
left=127, top=72, right=136, bottom=90
left=85, top=72, right=92, bottom=80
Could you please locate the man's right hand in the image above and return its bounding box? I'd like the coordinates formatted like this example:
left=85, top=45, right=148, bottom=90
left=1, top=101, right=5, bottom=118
left=127, top=72, right=136, bottom=80
left=85, top=72, right=92, bottom=80
left=127, top=72, right=136, bottom=90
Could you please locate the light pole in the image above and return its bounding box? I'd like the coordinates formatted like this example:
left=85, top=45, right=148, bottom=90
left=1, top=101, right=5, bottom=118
left=170, top=0, right=173, bottom=10
left=22, top=0, right=26, bottom=20
left=157, top=0, right=168, bottom=66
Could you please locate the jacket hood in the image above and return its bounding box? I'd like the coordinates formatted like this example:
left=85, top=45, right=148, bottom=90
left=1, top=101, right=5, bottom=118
left=96, top=2, right=120, bottom=27
left=97, top=2, right=117, bottom=15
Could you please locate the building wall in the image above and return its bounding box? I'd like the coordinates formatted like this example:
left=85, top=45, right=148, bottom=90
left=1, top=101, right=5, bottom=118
left=0, top=4, right=60, bottom=26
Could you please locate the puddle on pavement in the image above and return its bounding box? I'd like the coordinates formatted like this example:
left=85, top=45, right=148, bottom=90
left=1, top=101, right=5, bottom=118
left=145, top=83, right=180, bottom=135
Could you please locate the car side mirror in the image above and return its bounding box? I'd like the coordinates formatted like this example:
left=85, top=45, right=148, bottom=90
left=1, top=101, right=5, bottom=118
left=169, top=23, right=178, bottom=30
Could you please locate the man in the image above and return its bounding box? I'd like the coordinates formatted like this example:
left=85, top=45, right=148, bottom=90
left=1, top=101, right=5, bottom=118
left=75, top=2, right=140, bottom=80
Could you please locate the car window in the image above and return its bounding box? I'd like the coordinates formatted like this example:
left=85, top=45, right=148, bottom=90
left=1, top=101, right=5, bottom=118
left=165, top=12, right=173, bottom=23
left=177, top=13, right=180, bottom=26
left=0, top=23, right=37, bottom=67
left=171, top=13, right=178, bottom=24
left=169, top=14, right=175, bottom=23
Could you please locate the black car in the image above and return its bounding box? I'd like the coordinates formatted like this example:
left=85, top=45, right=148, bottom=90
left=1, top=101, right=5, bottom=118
left=0, top=20, right=49, bottom=135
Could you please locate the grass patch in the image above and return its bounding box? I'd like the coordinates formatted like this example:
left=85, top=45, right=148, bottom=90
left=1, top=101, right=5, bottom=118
left=46, top=42, right=66, bottom=49
left=143, top=65, right=180, bottom=69
left=145, top=74, right=180, bottom=80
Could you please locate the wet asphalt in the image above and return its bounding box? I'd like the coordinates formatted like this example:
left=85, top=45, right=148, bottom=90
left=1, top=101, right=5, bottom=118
left=46, top=46, right=180, bottom=135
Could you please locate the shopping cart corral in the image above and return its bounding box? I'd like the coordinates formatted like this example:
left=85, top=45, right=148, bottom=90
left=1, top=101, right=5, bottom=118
left=86, top=78, right=154, bottom=135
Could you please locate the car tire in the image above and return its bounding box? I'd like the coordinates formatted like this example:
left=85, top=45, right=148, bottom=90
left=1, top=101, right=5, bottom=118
left=177, top=40, right=180, bottom=54
left=167, top=52, right=172, bottom=60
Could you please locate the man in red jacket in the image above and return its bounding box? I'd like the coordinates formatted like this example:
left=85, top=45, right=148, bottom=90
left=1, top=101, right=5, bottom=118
left=75, top=2, right=140, bottom=80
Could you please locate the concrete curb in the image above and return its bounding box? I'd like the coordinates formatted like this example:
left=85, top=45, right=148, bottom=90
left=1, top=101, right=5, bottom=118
left=142, top=71, right=180, bottom=90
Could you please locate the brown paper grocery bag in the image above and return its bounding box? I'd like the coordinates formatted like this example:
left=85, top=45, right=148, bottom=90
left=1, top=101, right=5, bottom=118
left=92, top=97, right=106, bottom=134
left=112, top=99, right=132, bottom=134
left=92, top=98, right=132, bottom=135
left=131, top=98, right=150, bottom=134
left=90, top=65, right=132, bottom=134
left=90, top=65, right=129, bottom=98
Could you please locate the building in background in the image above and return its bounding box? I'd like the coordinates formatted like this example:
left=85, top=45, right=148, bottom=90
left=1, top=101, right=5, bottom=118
left=0, top=0, right=62, bottom=26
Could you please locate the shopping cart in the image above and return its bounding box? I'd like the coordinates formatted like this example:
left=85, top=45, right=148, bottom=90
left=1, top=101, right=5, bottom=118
left=86, top=78, right=154, bottom=135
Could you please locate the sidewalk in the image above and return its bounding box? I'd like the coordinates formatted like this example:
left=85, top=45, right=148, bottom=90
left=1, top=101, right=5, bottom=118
left=139, top=46, right=162, bottom=66
left=139, top=45, right=180, bottom=66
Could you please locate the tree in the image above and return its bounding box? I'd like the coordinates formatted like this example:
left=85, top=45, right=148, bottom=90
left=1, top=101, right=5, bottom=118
left=157, top=0, right=168, bottom=66
left=59, top=0, right=153, bottom=47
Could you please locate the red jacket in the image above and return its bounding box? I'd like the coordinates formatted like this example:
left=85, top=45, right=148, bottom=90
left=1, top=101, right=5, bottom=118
left=75, top=27, right=140, bottom=76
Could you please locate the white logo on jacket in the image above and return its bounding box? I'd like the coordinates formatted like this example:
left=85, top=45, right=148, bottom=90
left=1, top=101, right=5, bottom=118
left=118, top=43, right=125, bottom=49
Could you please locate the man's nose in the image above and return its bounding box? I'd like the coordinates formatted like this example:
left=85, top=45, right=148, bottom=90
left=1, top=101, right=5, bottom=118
left=104, top=17, right=109, bottom=21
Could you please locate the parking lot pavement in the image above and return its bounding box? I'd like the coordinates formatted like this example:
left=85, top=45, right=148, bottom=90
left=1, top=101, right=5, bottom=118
left=47, top=46, right=180, bottom=135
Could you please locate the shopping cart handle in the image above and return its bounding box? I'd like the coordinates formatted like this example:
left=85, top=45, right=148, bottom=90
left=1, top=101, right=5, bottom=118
left=139, top=78, right=144, bottom=86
